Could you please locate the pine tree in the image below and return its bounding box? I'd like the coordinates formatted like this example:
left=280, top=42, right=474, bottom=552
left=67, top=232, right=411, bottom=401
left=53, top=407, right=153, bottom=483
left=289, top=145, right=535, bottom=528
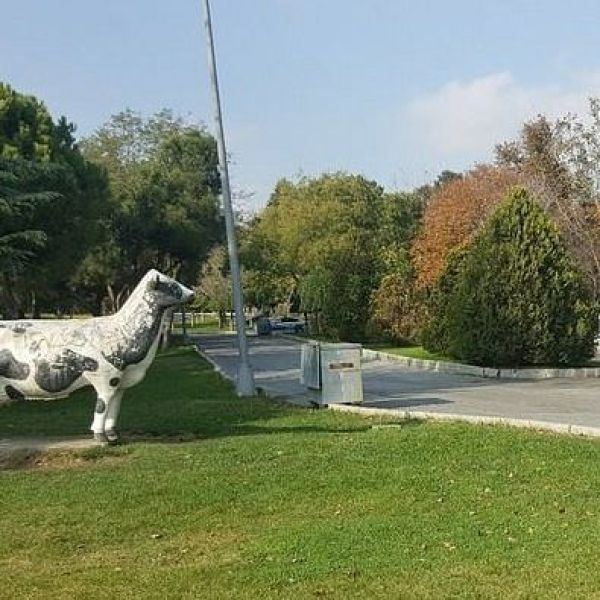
left=0, top=164, right=53, bottom=274
left=426, top=187, right=597, bottom=366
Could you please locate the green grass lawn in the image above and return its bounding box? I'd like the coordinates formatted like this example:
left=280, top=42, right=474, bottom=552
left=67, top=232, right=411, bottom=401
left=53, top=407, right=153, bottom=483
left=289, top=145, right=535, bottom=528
left=370, top=344, right=600, bottom=369
left=172, top=321, right=223, bottom=335
left=3, top=348, right=600, bottom=598
left=172, top=322, right=254, bottom=336
left=369, top=344, right=451, bottom=362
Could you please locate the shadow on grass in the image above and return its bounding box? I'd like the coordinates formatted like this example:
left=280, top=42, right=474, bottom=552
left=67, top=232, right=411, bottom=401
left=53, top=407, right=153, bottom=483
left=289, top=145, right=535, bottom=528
left=0, top=347, right=375, bottom=442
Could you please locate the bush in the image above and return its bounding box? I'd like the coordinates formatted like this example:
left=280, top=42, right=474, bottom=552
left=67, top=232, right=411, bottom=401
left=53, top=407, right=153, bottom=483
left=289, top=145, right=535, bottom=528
left=423, top=187, right=597, bottom=366
left=420, top=247, right=469, bottom=353
left=370, top=270, right=425, bottom=344
left=300, top=250, right=377, bottom=342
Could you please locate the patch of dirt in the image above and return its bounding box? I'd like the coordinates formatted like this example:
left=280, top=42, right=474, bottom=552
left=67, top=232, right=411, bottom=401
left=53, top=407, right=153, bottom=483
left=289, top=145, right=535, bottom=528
left=0, top=448, right=42, bottom=471
left=0, top=446, right=131, bottom=472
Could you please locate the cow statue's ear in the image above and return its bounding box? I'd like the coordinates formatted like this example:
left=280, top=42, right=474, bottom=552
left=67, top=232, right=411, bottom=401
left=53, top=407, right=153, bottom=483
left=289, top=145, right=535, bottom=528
left=147, top=275, right=159, bottom=291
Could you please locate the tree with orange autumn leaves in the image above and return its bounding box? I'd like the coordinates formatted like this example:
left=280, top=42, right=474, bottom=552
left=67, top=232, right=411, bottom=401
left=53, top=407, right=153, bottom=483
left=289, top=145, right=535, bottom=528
left=411, top=165, right=523, bottom=290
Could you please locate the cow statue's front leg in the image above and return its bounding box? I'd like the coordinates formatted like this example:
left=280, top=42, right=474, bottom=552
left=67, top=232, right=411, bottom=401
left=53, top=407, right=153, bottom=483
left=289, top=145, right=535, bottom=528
left=90, top=386, right=122, bottom=445
left=104, top=389, right=124, bottom=443
left=91, top=394, right=109, bottom=444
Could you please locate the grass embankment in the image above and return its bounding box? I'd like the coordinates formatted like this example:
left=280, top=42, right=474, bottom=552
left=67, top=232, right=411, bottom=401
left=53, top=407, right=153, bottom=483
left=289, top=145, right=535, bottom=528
left=295, top=334, right=452, bottom=362
left=3, top=348, right=600, bottom=598
left=172, top=322, right=254, bottom=336
left=369, top=344, right=600, bottom=369
left=369, top=344, right=451, bottom=362
left=172, top=320, right=223, bottom=335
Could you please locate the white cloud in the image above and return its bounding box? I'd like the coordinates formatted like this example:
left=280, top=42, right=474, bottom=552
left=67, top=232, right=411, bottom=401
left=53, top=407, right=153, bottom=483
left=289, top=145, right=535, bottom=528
left=404, top=71, right=600, bottom=166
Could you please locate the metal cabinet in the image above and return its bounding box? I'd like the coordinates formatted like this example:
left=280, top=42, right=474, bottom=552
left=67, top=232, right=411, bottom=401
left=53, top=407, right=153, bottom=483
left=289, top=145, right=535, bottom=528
left=300, top=342, right=363, bottom=405
left=300, top=341, right=321, bottom=389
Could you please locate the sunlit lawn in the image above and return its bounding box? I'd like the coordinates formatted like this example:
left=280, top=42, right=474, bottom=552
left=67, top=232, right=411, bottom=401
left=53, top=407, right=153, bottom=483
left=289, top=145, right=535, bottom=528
left=369, top=344, right=451, bottom=362
left=2, top=348, right=600, bottom=598
left=172, top=320, right=223, bottom=334
left=369, top=344, right=600, bottom=369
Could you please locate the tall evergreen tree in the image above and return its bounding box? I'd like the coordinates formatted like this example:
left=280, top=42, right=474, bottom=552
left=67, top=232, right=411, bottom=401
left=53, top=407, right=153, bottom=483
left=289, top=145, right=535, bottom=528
left=0, top=160, right=59, bottom=316
left=426, top=187, right=597, bottom=366
left=0, top=82, right=111, bottom=316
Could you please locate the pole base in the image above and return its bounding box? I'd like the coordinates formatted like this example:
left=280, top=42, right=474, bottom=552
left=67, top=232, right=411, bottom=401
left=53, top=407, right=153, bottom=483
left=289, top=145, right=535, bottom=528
left=236, top=362, right=256, bottom=396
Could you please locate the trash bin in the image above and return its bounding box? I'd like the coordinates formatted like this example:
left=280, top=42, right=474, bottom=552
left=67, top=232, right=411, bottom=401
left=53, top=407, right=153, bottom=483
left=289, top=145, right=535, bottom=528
left=255, top=316, right=272, bottom=336
left=300, top=342, right=363, bottom=405
left=300, top=341, right=321, bottom=389
left=320, top=343, right=363, bottom=405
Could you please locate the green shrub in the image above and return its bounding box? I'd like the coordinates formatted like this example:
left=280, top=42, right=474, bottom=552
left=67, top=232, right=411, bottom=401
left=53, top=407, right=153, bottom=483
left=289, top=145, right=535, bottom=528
left=423, top=187, right=597, bottom=367
left=300, top=250, right=377, bottom=342
left=420, top=247, right=469, bottom=353
left=370, top=271, right=422, bottom=344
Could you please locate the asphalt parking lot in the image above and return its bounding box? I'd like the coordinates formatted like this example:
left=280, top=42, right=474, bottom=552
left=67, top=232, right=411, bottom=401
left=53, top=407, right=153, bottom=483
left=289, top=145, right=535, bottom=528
left=196, top=334, right=600, bottom=430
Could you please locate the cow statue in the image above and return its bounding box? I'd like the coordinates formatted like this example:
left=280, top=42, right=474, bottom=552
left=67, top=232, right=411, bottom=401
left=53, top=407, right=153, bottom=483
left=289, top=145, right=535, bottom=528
left=0, top=270, right=194, bottom=443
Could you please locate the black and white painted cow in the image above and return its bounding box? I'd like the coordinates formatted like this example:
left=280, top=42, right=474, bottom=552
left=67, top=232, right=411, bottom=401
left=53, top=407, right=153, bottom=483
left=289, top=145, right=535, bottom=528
left=0, top=270, right=194, bottom=443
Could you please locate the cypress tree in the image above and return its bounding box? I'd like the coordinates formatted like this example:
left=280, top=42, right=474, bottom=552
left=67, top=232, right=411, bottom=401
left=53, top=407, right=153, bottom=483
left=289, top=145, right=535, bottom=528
left=428, top=187, right=597, bottom=366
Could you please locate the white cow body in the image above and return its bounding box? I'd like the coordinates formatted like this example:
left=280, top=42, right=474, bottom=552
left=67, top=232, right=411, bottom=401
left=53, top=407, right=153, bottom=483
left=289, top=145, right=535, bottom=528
left=0, top=270, right=193, bottom=442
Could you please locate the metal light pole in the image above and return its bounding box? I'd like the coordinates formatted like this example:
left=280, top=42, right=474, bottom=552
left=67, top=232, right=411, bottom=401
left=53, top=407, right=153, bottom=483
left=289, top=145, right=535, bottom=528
left=201, top=0, right=255, bottom=396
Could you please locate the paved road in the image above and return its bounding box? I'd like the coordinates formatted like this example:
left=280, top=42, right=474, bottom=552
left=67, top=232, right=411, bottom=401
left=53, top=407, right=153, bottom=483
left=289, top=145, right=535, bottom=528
left=196, top=334, right=600, bottom=430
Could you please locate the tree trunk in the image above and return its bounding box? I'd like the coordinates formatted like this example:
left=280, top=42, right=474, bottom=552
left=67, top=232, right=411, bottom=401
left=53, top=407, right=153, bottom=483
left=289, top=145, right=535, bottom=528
left=31, top=291, right=41, bottom=319
left=106, top=283, right=116, bottom=314
left=161, top=308, right=174, bottom=350
left=182, top=305, right=188, bottom=340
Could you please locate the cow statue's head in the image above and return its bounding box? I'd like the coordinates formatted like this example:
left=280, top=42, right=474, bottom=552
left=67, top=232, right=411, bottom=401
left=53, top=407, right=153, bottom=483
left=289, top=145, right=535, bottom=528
left=144, top=270, right=195, bottom=307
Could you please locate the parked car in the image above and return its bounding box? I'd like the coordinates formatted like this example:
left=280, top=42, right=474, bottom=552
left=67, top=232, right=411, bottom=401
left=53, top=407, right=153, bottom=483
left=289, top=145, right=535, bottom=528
left=269, top=316, right=305, bottom=334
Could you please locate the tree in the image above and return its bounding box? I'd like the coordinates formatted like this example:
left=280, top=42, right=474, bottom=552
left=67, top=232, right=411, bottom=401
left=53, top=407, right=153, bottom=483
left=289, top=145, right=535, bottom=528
left=138, top=128, right=223, bottom=282
left=242, top=173, right=384, bottom=340
left=78, top=110, right=223, bottom=313
left=0, top=163, right=49, bottom=269
left=0, top=161, right=56, bottom=315
left=0, top=83, right=54, bottom=160
left=0, top=83, right=111, bottom=316
left=370, top=267, right=425, bottom=344
left=419, top=247, right=469, bottom=353
left=196, top=245, right=231, bottom=328
left=377, top=191, right=425, bottom=261
left=240, top=209, right=296, bottom=314
left=369, top=190, right=426, bottom=342
left=496, top=103, right=600, bottom=298
left=28, top=123, right=109, bottom=314
left=411, top=165, right=522, bottom=290
left=425, top=188, right=596, bottom=366
left=413, top=170, right=463, bottom=203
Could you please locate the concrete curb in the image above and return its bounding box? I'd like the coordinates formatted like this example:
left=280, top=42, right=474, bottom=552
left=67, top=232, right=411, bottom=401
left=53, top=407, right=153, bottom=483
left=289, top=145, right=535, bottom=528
left=283, top=334, right=600, bottom=380
left=363, top=348, right=600, bottom=381
left=192, top=344, right=235, bottom=383
left=328, top=402, right=600, bottom=438
left=281, top=333, right=600, bottom=380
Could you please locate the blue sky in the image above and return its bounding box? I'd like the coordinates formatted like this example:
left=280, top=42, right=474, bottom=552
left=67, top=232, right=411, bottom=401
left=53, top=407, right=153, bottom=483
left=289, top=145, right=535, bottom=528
left=3, top=1, right=600, bottom=208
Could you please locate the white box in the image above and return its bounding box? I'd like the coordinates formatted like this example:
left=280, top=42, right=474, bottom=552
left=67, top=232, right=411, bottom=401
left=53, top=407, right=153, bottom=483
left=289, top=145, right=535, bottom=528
left=320, top=343, right=363, bottom=405
left=300, top=342, right=322, bottom=390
